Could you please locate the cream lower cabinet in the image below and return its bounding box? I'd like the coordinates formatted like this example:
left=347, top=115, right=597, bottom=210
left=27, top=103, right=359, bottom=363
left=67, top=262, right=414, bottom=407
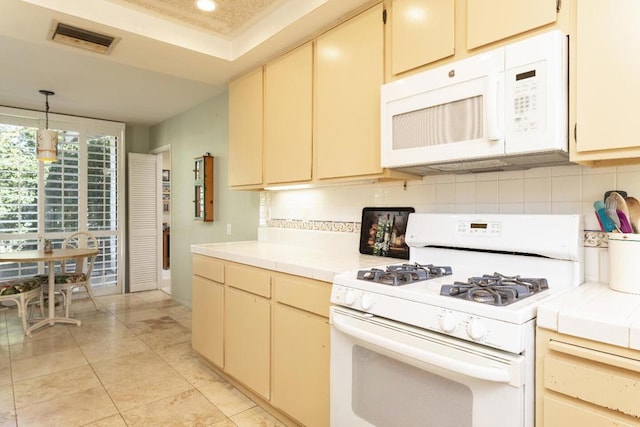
left=224, top=263, right=272, bottom=400
left=466, top=0, right=558, bottom=49
left=192, top=255, right=224, bottom=368
left=225, top=286, right=271, bottom=400
left=570, top=0, right=640, bottom=165
left=192, top=255, right=331, bottom=425
left=272, top=274, right=331, bottom=427
left=536, top=328, right=640, bottom=426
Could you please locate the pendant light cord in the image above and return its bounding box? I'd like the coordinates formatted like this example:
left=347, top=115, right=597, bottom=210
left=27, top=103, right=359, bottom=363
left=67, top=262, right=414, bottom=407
left=39, top=89, right=55, bottom=130
left=45, top=95, right=50, bottom=130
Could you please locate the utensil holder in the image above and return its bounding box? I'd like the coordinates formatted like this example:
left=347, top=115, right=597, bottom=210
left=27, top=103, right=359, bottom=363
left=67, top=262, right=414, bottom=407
left=608, top=233, right=640, bottom=294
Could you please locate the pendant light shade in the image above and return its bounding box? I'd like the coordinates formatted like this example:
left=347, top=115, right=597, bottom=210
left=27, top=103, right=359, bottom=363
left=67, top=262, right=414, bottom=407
left=36, top=90, right=58, bottom=162
left=36, top=129, right=58, bottom=162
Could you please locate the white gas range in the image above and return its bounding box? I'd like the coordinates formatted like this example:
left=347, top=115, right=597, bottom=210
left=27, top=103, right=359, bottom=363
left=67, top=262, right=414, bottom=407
left=329, top=213, right=584, bottom=427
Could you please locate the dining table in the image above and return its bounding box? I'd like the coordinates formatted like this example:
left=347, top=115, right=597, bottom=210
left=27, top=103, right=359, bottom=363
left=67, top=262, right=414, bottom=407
left=0, top=248, right=99, bottom=335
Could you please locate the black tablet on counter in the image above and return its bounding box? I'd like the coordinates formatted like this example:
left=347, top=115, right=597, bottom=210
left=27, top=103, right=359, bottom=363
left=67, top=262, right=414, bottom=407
left=359, top=207, right=415, bottom=259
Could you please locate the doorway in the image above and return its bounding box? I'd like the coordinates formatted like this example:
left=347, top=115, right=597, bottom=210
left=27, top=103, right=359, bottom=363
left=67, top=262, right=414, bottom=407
left=152, top=145, right=171, bottom=295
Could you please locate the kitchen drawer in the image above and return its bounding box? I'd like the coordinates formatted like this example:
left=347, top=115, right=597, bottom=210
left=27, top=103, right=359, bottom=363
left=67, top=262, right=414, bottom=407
left=273, top=274, right=331, bottom=318
left=543, top=395, right=637, bottom=427
left=226, top=263, right=271, bottom=298
left=192, top=254, right=224, bottom=283
left=544, top=340, right=640, bottom=418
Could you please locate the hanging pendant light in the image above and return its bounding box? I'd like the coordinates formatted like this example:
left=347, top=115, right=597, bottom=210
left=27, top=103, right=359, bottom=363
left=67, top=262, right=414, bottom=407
left=36, top=90, right=58, bottom=162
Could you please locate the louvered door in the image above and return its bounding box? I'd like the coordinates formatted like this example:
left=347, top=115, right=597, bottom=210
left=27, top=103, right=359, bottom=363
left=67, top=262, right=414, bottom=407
left=127, top=153, right=161, bottom=292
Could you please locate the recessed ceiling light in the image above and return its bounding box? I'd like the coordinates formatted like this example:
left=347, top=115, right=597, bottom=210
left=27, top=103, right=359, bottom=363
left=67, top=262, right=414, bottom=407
left=196, top=0, right=216, bottom=12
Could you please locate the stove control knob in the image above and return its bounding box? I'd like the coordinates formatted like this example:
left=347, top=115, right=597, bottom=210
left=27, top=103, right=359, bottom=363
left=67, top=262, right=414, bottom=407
left=361, top=294, right=373, bottom=310
left=344, top=290, right=355, bottom=306
left=467, top=317, right=487, bottom=341
left=439, top=311, right=457, bottom=333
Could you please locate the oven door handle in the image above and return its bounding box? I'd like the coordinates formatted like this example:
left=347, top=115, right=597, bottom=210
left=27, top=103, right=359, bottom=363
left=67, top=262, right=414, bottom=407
left=332, top=316, right=512, bottom=383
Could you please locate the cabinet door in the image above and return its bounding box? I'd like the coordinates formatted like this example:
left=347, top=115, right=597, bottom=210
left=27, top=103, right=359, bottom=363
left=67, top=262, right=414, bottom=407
left=224, top=286, right=270, bottom=399
left=391, top=0, right=454, bottom=75
left=264, top=43, right=313, bottom=184
left=574, top=0, right=640, bottom=154
left=467, top=0, right=557, bottom=49
left=316, top=4, right=384, bottom=179
left=228, top=67, right=263, bottom=187
left=272, top=303, right=329, bottom=427
left=192, top=276, right=224, bottom=368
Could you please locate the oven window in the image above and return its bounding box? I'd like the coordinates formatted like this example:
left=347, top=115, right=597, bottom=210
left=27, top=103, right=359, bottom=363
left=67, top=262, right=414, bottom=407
left=352, top=345, right=472, bottom=427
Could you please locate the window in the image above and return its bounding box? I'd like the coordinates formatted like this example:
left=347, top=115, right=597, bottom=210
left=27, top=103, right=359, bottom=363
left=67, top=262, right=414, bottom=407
left=0, top=107, right=124, bottom=295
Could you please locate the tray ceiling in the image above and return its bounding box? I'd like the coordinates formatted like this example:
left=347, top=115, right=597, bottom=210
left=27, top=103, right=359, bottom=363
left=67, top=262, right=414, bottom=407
left=115, top=0, right=286, bottom=37
left=0, top=0, right=373, bottom=125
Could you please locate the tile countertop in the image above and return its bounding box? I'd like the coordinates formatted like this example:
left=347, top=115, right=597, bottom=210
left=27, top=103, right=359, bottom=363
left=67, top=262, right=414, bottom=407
left=537, top=281, right=640, bottom=351
left=191, top=241, right=396, bottom=283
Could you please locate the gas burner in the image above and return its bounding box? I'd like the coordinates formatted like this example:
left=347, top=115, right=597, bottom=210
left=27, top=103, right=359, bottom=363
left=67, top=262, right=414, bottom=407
left=357, top=263, right=452, bottom=286
left=440, top=272, right=549, bottom=306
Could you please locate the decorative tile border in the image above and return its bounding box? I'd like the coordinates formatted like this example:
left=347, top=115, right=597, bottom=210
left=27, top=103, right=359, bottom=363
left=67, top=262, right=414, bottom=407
left=267, top=219, right=361, bottom=233
left=266, top=221, right=610, bottom=247
left=584, top=231, right=608, bottom=248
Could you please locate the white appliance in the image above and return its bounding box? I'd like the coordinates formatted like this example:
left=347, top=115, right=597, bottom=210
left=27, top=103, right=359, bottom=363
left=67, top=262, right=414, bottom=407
left=381, top=30, right=569, bottom=175
left=330, top=213, right=583, bottom=427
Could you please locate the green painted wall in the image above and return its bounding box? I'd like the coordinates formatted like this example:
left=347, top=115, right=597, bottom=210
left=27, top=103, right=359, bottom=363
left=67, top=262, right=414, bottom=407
left=149, top=91, right=260, bottom=307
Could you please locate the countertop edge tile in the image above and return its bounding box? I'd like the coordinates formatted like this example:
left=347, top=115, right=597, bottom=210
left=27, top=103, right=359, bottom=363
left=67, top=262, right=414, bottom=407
left=538, top=281, right=640, bottom=349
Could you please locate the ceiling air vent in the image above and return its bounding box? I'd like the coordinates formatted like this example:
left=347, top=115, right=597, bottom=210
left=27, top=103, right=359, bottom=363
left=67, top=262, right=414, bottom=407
left=50, top=22, right=120, bottom=54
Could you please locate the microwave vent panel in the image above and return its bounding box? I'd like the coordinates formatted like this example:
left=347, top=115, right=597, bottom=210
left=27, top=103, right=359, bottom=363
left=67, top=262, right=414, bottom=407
left=429, top=159, right=509, bottom=172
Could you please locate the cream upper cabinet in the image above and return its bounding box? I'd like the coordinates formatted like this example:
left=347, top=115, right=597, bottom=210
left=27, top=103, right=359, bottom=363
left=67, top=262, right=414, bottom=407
left=467, top=0, right=557, bottom=49
left=391, top=0, right=455, bottom=75
left=571, top=0, right=640, bottom=164
left=228, top=67, right=263, bottom=187
left=315, top=4, right=385, bottom=179
left=264, top=43, right=313, bottom=185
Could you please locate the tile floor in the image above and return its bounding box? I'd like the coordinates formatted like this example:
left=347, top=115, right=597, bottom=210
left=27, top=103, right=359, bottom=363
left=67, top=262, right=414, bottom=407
left=0, top=290, right=286, bottom=427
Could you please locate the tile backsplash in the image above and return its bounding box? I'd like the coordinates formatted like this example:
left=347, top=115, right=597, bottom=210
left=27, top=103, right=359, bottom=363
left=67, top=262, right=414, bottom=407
left=262, top=164, right=640, bottom=232
left=260, top=163, right=640, bottom=282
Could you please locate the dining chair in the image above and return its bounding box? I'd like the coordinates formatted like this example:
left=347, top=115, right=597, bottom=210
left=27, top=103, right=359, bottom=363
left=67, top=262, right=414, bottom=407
left=0, top=277, right=44, bottom=334
left=41, top=231, right=100, bottom=317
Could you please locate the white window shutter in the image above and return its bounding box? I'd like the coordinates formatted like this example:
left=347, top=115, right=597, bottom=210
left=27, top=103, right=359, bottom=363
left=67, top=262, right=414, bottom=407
left=127, top=153, right=161, bottom=292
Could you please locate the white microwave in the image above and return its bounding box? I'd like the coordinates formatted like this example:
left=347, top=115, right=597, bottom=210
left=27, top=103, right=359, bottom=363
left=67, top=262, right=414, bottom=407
left=381, top=30, right=569, bottom=175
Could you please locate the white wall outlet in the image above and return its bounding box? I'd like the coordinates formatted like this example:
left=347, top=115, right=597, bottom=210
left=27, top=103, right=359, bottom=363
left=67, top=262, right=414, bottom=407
left=226, top=223, right=231, bottom=235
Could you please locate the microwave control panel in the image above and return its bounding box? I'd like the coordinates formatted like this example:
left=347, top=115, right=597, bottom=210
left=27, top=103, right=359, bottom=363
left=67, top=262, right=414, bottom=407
left=508, top=60, right=546, bottom=135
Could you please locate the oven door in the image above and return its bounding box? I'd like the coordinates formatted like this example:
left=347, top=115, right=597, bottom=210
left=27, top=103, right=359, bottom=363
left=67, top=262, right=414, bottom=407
left=330, top=306, right=528, bottom=427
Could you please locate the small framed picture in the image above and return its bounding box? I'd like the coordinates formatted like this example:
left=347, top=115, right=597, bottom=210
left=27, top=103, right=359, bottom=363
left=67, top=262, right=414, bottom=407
left=162, top=170, right=170, bottom=181
left=162, top=194, right=170, bottom=201
left=163, top=202, right=170, bottom=212
left=162, top=182, right=170, bottom=193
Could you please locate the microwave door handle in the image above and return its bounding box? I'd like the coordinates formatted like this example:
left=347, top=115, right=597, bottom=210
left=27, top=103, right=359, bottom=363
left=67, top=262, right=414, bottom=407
left=486, top=72, right=501, bottom=141
left=332, top=315, right=512, bottom=383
